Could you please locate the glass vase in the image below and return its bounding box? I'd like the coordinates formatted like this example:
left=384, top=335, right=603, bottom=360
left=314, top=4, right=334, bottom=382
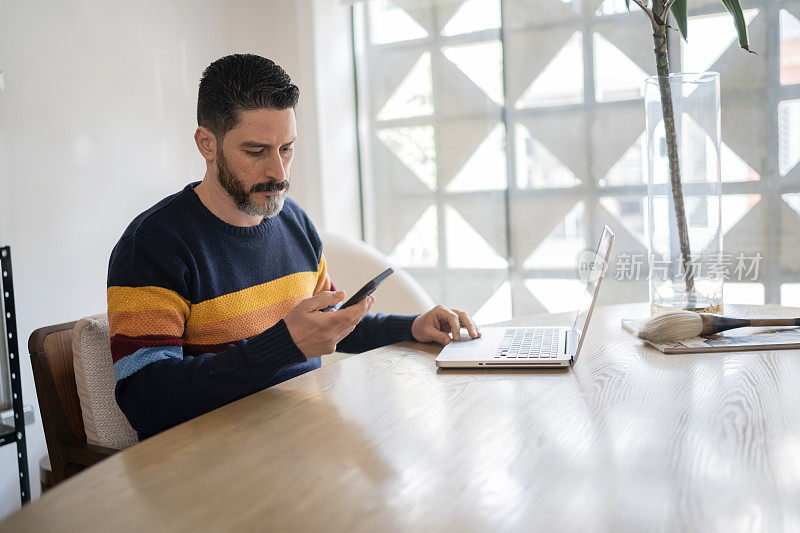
left=645, top=72, right=723, bottom=315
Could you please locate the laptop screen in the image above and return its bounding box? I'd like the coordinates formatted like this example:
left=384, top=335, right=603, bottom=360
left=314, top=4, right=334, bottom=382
left=571, top=226, right=614, bottom=339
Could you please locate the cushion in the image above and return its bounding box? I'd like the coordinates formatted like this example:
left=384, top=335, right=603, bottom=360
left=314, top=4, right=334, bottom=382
left=72, top=314, right=138, bottom=449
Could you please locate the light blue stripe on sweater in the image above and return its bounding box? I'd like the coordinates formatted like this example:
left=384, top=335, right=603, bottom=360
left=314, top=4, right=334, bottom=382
left=113, top=346, right=183, bottom=381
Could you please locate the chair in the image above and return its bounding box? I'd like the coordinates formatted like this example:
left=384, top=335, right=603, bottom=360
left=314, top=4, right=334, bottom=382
left=321, top=232, right=434, bottom=316
left=28, top=321, right=118, bottom=485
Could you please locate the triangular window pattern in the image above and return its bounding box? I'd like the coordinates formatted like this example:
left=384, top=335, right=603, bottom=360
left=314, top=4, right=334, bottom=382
left=369, top=0, right=428, bottom=45
left=516, top=32, right=583, bottom=109
left=377, top=52, right=433, bottom=121
left=779, top=99, right=800, bottom=176
left=601, top=132, right=646, bottom=187
left=596, top=0, right=629, bottom=16
left=473, top=281, right=513, bottom=325
left=682, top=10, right=758, bottom=72
left=783, top=193, right=800, bottom=215
left=446, top=205, right=508, bottom=269
left=594, top=33, right=648, bottom=102
left=443, top=40, right=505, bottom=105
left=388, top=205, right=439, bottom=267
left=377, top=126, right=437, bottom=190
left=515, top=124, right=580, bottom=189
left=721, top=194, right=761, bottom=235
left=721, top=142, right=760, bottom=183
left=600, top=196, right=647, bottom=244
left=780, top=10, right=800, bottom=85
left=447, top=124, right=507, bottom=192
left=442, top=0, right=501, bottom=36
left=523, top=201, right=585, bottom=269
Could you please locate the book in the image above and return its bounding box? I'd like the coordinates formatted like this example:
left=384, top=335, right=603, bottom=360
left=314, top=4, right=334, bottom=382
left=621, top=318, right=800, bottom=354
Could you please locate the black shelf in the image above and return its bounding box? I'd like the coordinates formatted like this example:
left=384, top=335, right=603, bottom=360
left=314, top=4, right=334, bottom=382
left=0, top=425, right=14, bottom=446
left=1, top=246, right=30, bottom=504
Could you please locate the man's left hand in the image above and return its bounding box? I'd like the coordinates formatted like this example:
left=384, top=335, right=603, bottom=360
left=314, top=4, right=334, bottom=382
left=411, top=305, right=481, bottom=345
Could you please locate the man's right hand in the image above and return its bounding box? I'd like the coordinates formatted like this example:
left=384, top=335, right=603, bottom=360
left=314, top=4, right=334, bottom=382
left=283, top=290, right=374, bottom=359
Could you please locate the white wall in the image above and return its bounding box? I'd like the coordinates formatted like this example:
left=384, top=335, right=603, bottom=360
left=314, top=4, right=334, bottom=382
left=312, top=0, right=364, bottom=238
left=0, top=0, right=359, bottom=519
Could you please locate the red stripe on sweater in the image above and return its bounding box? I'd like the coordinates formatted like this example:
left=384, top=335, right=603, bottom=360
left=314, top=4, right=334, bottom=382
left=110, top=334, right=185, bottom=362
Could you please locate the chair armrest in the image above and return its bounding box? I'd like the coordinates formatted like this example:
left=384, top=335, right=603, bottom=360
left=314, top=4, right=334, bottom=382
left=61, top=442, right=118, bottom=468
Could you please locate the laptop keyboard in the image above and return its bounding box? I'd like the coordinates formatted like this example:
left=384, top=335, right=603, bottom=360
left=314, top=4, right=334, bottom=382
left=495, top=328, right=561, bottom=359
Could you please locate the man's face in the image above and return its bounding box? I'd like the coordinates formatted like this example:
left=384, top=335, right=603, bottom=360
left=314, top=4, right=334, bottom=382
left=215, top=107, right=297, bottom=219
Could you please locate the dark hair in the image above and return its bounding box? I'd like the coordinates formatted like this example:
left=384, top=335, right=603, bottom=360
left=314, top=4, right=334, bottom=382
left=197, top=54, right=299, bottom=138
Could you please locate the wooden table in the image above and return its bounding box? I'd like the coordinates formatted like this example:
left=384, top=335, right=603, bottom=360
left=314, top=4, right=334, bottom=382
left=3, top=303, right=800, bottom=532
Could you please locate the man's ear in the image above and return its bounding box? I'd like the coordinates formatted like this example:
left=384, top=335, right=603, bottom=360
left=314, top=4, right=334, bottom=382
left=194, top=126, right=218, bottom=162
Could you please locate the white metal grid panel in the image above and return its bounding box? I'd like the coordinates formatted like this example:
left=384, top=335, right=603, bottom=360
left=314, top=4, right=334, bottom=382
left=355, top=0, right=800, bottom=323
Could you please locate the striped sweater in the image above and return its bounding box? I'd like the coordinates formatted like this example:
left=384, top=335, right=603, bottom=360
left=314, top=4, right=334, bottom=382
left=108, top=182, right=417, bottom=439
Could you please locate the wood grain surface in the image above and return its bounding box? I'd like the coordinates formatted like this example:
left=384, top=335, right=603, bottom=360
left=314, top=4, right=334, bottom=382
left=3, top=304, right=800, bottom=532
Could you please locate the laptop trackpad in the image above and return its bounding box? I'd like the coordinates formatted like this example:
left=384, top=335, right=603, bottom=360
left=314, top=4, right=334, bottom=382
left=438, top=327, right=505, bottom=361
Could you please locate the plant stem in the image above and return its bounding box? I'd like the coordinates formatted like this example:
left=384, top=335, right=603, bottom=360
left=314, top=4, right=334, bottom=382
left=652, top=23, right=696, bottom=298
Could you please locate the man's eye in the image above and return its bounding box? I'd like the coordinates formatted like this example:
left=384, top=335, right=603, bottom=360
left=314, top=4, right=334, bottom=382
left=281, top=146, right=294, bottom=153
left=246, top=150, right=264, bottom=156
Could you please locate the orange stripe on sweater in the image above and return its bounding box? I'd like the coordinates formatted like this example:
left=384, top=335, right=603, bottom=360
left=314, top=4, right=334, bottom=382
left=108, top=309, right=185, bottom=338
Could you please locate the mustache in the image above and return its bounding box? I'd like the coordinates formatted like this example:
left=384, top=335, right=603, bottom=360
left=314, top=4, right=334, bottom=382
left=250, top=180, right=289, bottom=193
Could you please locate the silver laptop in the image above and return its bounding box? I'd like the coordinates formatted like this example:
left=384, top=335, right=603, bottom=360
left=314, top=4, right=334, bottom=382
left=436, top=226, right=614, bottom=368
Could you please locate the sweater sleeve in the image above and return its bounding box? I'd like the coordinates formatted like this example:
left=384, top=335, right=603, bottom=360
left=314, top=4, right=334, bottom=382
left=114, top=320, right=306, bottom=440
left=336, top=313, right=418, bottom=353
left=108, top=231, right=306, bottom=440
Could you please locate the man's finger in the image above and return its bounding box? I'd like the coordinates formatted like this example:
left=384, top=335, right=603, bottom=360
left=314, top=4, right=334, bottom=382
left=334, top=296, right=375, bottom=343
left=303, top=290, right=345, bottom=312
left=441, top=308, right=461, bottom=340
left=333, top=295, right=372, bottom=326
left=454, top=309, right=480, bottom=338
left=431, top=328, right=452, bottom=345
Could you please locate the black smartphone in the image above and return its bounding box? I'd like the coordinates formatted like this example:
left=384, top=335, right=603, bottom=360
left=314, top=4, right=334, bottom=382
left=332, top=267, right=393, bottom=311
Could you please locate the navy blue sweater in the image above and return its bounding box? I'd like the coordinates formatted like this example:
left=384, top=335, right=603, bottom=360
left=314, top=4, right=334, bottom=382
left=108, top=183, right=417, bottom=439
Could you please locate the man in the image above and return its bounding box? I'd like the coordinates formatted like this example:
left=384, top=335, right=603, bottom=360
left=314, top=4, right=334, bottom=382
left=108, top=54, right=480, bottom=440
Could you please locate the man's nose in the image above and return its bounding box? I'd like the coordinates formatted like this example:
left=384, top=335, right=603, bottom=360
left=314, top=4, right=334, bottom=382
left=267, top=152, right=287, bottom=181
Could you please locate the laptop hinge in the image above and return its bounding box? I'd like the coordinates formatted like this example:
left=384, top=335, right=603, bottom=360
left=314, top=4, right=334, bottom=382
left=566, top=329, right=578, bottom=365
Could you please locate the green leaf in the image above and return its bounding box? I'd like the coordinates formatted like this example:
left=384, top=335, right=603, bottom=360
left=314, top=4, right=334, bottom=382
left=720, top=0, right=751, bottom=51
left=671, top=0, right=688, bottom=41
left=625, top=0, right=630, bottom=9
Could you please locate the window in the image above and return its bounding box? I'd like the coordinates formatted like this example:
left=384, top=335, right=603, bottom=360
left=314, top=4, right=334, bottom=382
left=354, top=0, right=800, bottom=323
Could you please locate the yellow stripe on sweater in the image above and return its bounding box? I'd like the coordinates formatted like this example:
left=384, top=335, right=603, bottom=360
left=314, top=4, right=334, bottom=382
left=108, top=286, right=190, bottom=317
left=184, top=294, right=306, bottom=345
left=186, top=270, right=319, bottom=327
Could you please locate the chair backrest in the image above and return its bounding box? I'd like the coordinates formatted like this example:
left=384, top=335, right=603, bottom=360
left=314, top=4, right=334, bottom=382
left=71, top=314, right=138, bottom=449
left=321, top=232, right=435, bottom=315
left=29, top=321, right=116, bottom=485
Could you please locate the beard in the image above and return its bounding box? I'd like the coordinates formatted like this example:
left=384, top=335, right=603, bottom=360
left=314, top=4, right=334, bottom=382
left=216, top=147, right=290, bottom=219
